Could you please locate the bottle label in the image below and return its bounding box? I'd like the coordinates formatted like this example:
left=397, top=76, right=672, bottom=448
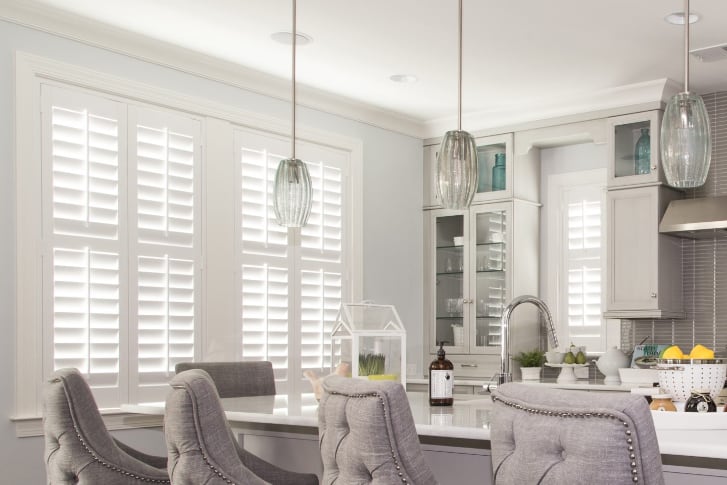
left=430, top=370, right=453, bottom=399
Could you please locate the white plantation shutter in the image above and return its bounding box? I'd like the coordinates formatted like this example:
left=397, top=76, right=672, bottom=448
left=42, top=85, right=127, bottom=407
left=129, top=107, right=201, bottom=402
left=41, top=85, right=201, bottom=406
left=561, top=185, right=606, bottom=350
left=235, top=128, right=350, bottom=394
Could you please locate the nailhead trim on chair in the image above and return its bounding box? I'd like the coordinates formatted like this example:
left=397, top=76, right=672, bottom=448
left=200, top=448, right=235, bottom=484
left=491, top=395, right=640, bottom=483
left=327, top=390, right=410, bottom=483
left=70, top=421, right=170, bottom=483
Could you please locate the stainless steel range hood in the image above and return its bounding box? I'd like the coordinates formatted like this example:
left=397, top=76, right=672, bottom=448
left=659, top=196, right=727, bottom=239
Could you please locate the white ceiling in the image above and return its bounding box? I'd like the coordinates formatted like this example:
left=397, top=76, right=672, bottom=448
left=5, top=0, right=727, bottom=138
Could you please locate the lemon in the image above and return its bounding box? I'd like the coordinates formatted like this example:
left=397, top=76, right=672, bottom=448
left=688, top=344, right=714, bottom=359
left=661, top=345, right=685, bottom=359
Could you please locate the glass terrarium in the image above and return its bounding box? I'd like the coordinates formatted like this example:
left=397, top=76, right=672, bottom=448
left=330, top=303, right=406, bottom=385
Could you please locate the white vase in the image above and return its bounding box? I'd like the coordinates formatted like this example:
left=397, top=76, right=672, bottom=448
left=520, top=366, right=542, bottom=380
left=596, top=346, right=630, bottom=384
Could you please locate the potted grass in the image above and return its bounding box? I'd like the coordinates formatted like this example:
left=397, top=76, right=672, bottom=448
left=514, top=349, right=545, bottom=380
left=358, top=352, right=396, bottom=381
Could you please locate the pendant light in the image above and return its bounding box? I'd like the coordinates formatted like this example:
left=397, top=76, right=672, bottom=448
left=660, top=0, right=711, bottom=189
left=273, top=0, right=312, bottom=227
left=436, top=0, right=478, bottom=210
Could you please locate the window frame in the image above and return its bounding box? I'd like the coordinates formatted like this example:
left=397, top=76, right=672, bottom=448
left=14, top=52, right=363, bottom=429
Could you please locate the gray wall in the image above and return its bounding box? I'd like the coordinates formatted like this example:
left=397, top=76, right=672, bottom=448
left=0, top=20, right=423, bottom=483
left=622, top=91, right=727, bottom=353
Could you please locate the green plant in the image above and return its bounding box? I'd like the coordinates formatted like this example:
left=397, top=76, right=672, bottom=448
left=513, top=349, right=545, bottom=368
left=358, top=352, right=386, bottom=376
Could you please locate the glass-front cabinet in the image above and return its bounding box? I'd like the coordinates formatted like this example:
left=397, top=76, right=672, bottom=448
left=607, top=110, right=662, bottom=188
left=423, top=133, right=513, bottom=209
left=429, top=203, right=511, bottom=356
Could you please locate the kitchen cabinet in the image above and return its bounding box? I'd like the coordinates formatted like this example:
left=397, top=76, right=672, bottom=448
left=607, top=110, right=663, bottom=188
left=423, top=133, right=513, bottom=209
left=424, top=201, right=539, bottom=378
left=605, top=185, right=683, bottom=319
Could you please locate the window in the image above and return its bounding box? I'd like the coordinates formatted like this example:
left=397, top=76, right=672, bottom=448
left=235, top=128, right=349, bottom=395
left=16, top=55, right=361, bottom=422
left=40, top=84, right=202, bottom=407
left=546, top=169, right=607, bottom=353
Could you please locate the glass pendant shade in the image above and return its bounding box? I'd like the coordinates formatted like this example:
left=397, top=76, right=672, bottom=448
left=661, top=91, right=711, bottom=189
left=273, top=157, right=312, bottom=227
left=437, top=130, right=479, bottom=209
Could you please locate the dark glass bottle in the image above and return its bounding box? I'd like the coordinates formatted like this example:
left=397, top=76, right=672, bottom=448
left=685, top=390, right=716, bottom=413
left=429, top=341, right=454, bottom=406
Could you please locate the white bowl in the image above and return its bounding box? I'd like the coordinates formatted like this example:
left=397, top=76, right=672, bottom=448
left=545, top=351, right=564, bottom=364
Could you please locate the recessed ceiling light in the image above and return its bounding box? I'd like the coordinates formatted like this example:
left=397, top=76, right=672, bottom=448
left=389, top=74, right=418, bottom=84
left=665, top=11, right=700, bottom=25
left=271, top=31, right=313, bottom=45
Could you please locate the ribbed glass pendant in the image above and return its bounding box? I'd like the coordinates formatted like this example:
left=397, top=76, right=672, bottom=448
left=437, top=130, right=478, bottom=210
left=661, top=91, right=711, bottom=189
left=273, top=157, right=312, bottom=227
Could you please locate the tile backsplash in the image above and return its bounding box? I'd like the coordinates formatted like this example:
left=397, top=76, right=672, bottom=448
left=621, top=91, right=727, bottom=354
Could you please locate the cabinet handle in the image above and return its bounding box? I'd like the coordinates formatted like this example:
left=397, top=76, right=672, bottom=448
left=460, top=363, right=478, bottom=368
left=650, top=292, right=657, bottom=298
left=651, top=166, right=657, bottom=171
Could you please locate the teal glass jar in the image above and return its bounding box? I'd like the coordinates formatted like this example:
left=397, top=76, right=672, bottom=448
left=492, top=153, right=506, bottom=191
left=634, top=128, right=650, bottom=175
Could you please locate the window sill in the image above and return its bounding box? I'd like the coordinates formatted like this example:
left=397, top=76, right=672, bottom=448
left=11, top=410, right=164, bottom=438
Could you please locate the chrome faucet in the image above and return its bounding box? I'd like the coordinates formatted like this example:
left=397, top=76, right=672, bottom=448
left=486, top=295, right=559, bottom=392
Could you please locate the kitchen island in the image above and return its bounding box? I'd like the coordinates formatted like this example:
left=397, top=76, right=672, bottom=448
left=123, top=390, right=727, bottom=484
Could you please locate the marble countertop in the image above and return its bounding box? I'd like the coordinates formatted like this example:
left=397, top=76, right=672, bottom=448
left=407, top=376, right=646, bottom=392
left=122, top=391, right=727, bottom=459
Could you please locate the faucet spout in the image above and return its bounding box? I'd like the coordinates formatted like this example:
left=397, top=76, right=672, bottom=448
left=494, top=295, right=559, bottom=386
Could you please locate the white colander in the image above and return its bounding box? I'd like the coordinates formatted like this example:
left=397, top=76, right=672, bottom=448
left=655, top=359, right=727, bottom=402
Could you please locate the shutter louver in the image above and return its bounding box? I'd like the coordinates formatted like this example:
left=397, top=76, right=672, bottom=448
left=137, top=255, right=195, bottom=384
left=52, top=247, right=120, bottom=383
left=301, top=161, right=343, bottom=260
left=51, top=105, right=119, bottom=239
left=241, top=264, right=289, bottom=377
left=566, top=198, right=603, bottom=344
left=300, top=269, right=341, bottom=370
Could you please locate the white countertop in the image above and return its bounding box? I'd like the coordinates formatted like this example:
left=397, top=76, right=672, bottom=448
left=122, top=391, right=727, bottom=459
left=408, top=376, right=647, bottom=392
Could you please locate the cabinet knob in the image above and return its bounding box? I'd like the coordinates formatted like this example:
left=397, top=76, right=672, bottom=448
left=651, top=166, right=657, bottom=171
left=650, top=292, right=657, bottom=298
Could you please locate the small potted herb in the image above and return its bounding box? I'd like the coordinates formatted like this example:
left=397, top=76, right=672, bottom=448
left=358, top=352, right=396, bottom=380
left=513, top=349, right=545, bottom=380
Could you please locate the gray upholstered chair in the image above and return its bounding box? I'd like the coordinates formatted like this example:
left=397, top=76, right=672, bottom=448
left=42, top=368, right=170, bottom=484
left=490, top=383, right=664, bottom=485
left=165, top=369, right=318, bottom=485
left=175, top=361, right=276, bottom=398
left=317, top=374, right=438, bottom=485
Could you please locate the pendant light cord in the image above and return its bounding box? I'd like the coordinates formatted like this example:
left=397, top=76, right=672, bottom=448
left=457, top=0, right=463, bottom=131
left=684, top=0, right=690, bottom=92
left=292, top=0, right=297, bottom=159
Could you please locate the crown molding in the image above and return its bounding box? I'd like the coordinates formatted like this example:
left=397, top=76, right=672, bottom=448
left=423, top=78, right=672, bottom=139
left=0, top=0, right=427, bottom=138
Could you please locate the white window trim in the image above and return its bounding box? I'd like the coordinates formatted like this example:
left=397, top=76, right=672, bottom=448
left=14, top=52, right=363, bottom=434
left=545, top=168, right=613, bottom=354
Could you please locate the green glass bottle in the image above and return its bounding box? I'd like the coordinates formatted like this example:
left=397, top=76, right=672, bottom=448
left=492, top=153, right=506, bottom=191
left=634, top=128, right=650, bottom=175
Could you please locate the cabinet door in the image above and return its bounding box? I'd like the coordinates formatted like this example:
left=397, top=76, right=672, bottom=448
left=470, top=204, right=510, bottom=355
left=473, top=133, right=514, bottom=202
left=607, top=111, right=662, bottom=188
left=606, top=186, right=683, bottom=318
left=430, top=211, right=469, bottom=352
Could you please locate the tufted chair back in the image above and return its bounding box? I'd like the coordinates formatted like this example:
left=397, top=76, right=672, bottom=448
left=42, top=368, right=170, bottom=485
left=318, top=375, right=438, bottom=485
left=490, top=383, right=664, bottom=485
left=165, top=369, right=318, bottom=485
left=174, top=361, right=276, bottom=398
